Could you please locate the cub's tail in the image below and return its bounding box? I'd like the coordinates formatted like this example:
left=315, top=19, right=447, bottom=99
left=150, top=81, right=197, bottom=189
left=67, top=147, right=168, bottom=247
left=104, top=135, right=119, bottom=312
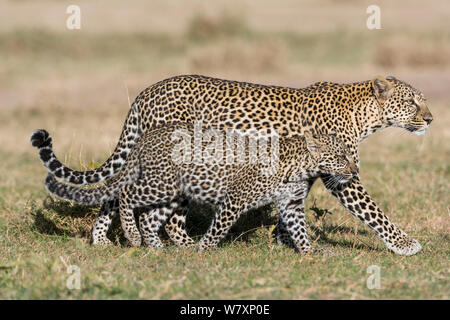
left=30, top=102, right=141, bottom=186
left=45, top=173, right=116, bottom=206
left=44, top=146, right=141, bottom=206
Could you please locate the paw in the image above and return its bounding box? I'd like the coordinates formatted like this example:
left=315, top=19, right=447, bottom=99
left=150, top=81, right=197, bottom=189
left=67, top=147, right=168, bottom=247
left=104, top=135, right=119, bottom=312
left=385, top=236, right=422, bottom=256
left=126, top=235, right=142, bottom=247
left=310, top=247, right=334, bottom=256
left=198, top=239, right=216, bottom=252
left=92, top=237, right=112, bottom=246
left=142, top=238, right=164, bottom=248
left=130, top=239, right=142, bottom=247
left=178, top=238, right=196, bottom=248
left=170, top=234, right=196, bottom=247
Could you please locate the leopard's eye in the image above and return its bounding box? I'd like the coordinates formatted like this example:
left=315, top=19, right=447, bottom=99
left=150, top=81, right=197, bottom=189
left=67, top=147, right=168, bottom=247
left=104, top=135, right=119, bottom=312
left=404, top=97, right=414, bottom=105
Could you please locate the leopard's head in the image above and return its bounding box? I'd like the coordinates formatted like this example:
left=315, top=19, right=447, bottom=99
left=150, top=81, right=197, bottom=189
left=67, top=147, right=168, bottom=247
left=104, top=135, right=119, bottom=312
left=305, top=132, right=358, bottom=184
left=372, top=76, right=433, bottom=136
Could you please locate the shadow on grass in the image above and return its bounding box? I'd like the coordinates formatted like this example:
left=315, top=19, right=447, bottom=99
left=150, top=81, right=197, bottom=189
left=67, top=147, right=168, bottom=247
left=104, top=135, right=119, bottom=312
left=32, top=198, right=277, bottom=246
left=42, top=197, right=95, bottom=218
left=312, top=224, right=370, bottom=238
left=30, top=198, right=378, bottom=252
left=169, top=201, right=278, bottom=244
left=33, top=208, right=73, bottom=237
left=32, top=201, right=130, bottom=245
left=31, top=197, right=97, bottom=239
left=307, top=201, right=378, bottom=252
left=309, top=224, right=378, bottom=252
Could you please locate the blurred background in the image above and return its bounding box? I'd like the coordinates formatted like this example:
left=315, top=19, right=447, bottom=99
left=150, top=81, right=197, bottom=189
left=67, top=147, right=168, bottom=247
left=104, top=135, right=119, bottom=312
left=0, top=0, right=448, bottom=242
left=1, top=0, right=449, bottom=152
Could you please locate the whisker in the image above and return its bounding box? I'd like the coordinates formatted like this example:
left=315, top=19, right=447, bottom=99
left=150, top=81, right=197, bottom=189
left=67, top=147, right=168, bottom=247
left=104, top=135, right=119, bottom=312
left=324, top=177, right=333, bottom=190
left=324, top=175, right=340, bottom=191
left=332, top=178, right=340, bottom=190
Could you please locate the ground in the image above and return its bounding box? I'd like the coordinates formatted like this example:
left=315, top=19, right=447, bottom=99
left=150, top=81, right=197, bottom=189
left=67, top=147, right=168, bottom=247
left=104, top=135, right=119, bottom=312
left=0, top=0, right=448, bottom=299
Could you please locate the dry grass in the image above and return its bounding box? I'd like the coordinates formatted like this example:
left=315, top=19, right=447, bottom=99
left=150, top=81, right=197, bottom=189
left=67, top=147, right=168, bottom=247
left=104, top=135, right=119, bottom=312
left=0, top=0, right=449, bottom=300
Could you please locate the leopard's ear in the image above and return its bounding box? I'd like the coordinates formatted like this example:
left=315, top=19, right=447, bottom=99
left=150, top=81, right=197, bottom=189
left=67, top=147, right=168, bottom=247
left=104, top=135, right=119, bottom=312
left=304, top=131, right=320, bottom=159
left=372, top=76, right=394, bottom=103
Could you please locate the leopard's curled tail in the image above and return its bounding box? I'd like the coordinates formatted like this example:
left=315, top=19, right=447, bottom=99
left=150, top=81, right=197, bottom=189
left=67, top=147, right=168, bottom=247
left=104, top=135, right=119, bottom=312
left=30, top=102, right=141, bottom=186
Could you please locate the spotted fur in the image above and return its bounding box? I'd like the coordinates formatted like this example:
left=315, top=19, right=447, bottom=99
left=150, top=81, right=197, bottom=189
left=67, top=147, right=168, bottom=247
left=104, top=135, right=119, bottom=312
left=44, top=123, right=357, bottom=251
left=31, top=75, right=433, bottom=255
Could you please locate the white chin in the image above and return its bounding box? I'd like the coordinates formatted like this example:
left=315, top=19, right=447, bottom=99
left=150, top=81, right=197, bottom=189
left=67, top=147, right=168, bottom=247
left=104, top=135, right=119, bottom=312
left=412, top=128, right=427, bottom=136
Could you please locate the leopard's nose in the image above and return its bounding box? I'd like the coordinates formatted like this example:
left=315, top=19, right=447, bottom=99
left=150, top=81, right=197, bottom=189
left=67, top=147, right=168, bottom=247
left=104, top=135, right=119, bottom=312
left=424, top=116, right=433, bottom=125
left=423, top=109, right=433, bottom=125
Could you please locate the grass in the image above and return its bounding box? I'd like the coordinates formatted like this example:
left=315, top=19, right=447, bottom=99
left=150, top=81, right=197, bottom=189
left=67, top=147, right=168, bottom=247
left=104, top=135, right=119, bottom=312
left=0, top=110, right=448, bottom=299
left=0, top=1, right=449, bottom=300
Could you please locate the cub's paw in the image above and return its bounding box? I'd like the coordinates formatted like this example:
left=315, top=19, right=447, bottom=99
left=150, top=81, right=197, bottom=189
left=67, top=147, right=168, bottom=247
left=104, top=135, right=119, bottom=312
left=126, top=235, right=142, bottom=247
left=310, top=247, right=334, bottom=256
left=198, top=243, right=208, bottom=252
left=92, top=237, right=113, bottom=246
left=130, top=239, right=142, bottom=247
left=386, top=236, right=422, bottom=256
left=178, top=238, right=196, bottom=248
left=198, top=239, right=217, bottom=252
left=142, top=238, right=164, bottom=248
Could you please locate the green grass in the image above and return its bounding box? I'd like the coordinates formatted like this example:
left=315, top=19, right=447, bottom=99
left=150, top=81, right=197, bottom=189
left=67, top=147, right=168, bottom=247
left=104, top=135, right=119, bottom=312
left=0, top=211, right=447, bottom=299
left=0, top=101, right=449, bottom=299
left=0, top=136, right=448, bottom=299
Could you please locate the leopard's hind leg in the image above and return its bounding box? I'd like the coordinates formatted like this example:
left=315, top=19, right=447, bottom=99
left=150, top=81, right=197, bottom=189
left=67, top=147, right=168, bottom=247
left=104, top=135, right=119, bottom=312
left=163, top=199, right=195, bottom=247
left=91, top=199, right=119, bottom=245
left=120, top=177, right=180, bottom=247
left=138, top=205, right=175, bottom=248
left=119, top=186, right=142, bottom=247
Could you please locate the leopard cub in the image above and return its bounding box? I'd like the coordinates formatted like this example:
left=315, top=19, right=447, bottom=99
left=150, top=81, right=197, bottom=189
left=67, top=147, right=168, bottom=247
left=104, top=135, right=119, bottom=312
left=40, top=122, right=357, bottom=252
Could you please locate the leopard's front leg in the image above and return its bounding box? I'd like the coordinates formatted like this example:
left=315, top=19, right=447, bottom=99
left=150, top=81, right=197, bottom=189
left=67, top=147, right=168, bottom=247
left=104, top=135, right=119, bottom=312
left=275, top=177, right=316, bottom=250
left=324, top=175, right=422, bottom=255
left=277, top=197, right=311, bottom=253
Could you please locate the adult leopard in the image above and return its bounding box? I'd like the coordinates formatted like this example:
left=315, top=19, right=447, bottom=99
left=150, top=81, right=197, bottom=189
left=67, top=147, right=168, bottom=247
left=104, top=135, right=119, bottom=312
left=32, top=75, right=433, bottom=255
